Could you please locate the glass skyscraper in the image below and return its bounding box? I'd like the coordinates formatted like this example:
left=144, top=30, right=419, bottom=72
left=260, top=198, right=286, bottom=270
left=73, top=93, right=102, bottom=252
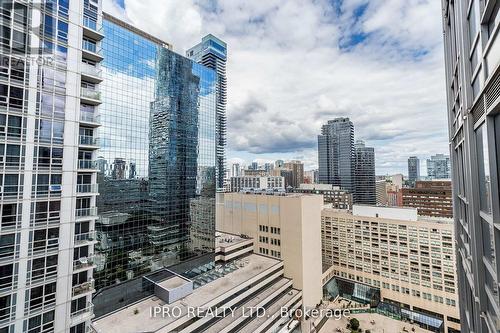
left=92, top=14, right=217, bottom=316
left=318, top=118, right=355, bottom=193
left=426, top=154, right=451, bottom=180
left=408, top=156, right=420, bottom=184
left=354, top=140, right=376, bottom=204
left=187, top=35, right=227, bottom=190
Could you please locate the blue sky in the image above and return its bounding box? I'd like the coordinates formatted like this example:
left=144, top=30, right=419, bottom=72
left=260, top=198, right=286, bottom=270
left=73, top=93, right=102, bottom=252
left=106, top=0, right=447, bottom=176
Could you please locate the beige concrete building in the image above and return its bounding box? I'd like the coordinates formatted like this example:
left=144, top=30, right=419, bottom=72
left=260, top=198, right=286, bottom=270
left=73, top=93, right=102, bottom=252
left=321, top=205, right=460, bottom=332
left=217, top=192, right=323, bottom=308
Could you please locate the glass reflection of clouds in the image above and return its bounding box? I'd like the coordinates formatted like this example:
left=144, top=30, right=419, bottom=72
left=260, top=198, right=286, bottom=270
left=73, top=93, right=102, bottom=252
left=94, top=16, right=217, bottom=311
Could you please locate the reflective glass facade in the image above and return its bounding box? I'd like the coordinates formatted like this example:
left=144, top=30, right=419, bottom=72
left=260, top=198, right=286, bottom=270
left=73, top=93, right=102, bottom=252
left=93, top=16, right=217, bottom=315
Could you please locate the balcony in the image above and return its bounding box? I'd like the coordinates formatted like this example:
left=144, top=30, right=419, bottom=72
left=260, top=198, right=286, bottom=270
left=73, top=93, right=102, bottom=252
left=79, top=135, right=99, bottom=149
left=80, top=87, right=101, bottom=105
left=83, top=16, right=104, bottom=41
left=81, top=62, right=103, bottom=84
left=78, top=160, right=98, bottom=171
left=75, top=207, right=98, bottom=219
left=73, top=255, right=96, bottom=271
left=76, top=184, right=99, bottom=195
left=70, top=302, right=94, bottom=323
left=82, top=40, right=103, bottom=62
left=80, top=108, right=100, bottom=127
left=74, top=231, right=97, bottom=245
left=72, top=278, right=95, bottom=297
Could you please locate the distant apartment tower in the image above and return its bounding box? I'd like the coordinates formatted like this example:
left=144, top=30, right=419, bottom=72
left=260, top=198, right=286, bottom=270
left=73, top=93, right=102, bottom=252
left=93, top=15, right=217, bottom=317
left=402, top=180, right=453, bottom=218
left=426, top=154, right=451, bottom=179
left=354, top=140, right=376, bottom=204
left=229, top=176, right=284, bottom=192
left=318, top=118, right=355, bottom=192
left=187, top=35, right=227, bottom=190
left=408, top=156, right=420, bottom=183
left=0, top=0, right=103, bottom=332
left=376, top=180, right=388, bottom=205
left=231, top=163, right=241, bottom=177
left=322, top=206, right=460, bottom=332
left=284, top=160, right=304, bottom=188
left=442, top=2, right=500, bottom=332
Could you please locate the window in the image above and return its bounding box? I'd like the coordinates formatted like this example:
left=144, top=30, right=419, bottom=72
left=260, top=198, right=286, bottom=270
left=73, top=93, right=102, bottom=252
left=476, top=123, right=492, bottom=214
left=469, top=0, right=480, bottom=43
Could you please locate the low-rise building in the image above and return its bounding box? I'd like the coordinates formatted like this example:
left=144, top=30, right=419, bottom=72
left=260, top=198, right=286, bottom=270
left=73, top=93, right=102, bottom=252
left=321, top=205, right=460, bottom=332
left=402, top=180, right=452, bottom=218
left=229, top=176, right=284, bottom=192
left=291, top=184, right=352, bottom=209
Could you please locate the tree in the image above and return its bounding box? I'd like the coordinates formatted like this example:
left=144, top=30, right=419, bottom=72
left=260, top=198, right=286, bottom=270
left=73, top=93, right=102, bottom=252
left=350, top=318, right=360, bottom=331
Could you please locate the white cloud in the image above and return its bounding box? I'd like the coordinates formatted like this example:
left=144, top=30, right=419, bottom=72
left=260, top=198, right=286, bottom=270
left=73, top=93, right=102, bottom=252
left=105, top=0, right=448, bottom=175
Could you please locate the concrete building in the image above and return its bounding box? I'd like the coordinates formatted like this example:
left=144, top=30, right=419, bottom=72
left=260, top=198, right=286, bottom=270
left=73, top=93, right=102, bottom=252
left=0, top=0, right=104, bottom=332
left=291, top=184, right=352, bottom=209
left=187, top=35, right=227, bottom=190
left=229, top=176, right=284, bottom=192
left=354, top=140, right=376, bottom=205
left=402, top=181, right=453, bottom=219
left=408, top=156, right=421, bottom=184
left=284, top=160, right=304, bottom=189
left=442, top=1, right=500, bottom=331
left=426, top=154, right=451, bottom=180
left=231, top=163, right=241, bottom=178
left=318, top=118, right=355, bottom=192
left=217, top=192, right=323, bottom=308
left=376, top=180, right=388, bottom=205
left=322, top=206, right=460, bottom=332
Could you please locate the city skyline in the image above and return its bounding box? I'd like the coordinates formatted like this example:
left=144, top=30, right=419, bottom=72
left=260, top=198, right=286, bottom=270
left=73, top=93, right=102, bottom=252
left=104, top=0, right=448, bottom=175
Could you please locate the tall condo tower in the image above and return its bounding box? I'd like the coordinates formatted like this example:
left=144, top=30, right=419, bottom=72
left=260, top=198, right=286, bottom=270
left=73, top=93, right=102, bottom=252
left=0, top=0, right=103, bottom=332
left=408, top=156, right=420, bottom=183
left=442, top=1, right=500, bottom=332
left=354, top=140, right=376, bottom=204
left=187, top=35, right=227, bottom=191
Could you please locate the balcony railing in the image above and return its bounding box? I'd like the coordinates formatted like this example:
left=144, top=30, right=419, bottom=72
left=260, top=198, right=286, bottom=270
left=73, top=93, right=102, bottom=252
left=73, top=256, right=95, bottom=271
left=81, top=62, right=102, bottom=79
left=79, top=135, right=99, bottom=146
left=76, top=184, right=99, bottom=194
left=70, top=302, right=94, bottom=318
left=74, top=231, right=97, bottom=244
left=81, top=87, right=101, bottom=101
left=78, top=160, right=98, bottom=170
left=72, top=278, right=95, bottom=297
left=75, top=207, right=98, bottom=218
left=82, top=40, right=101, bottom=55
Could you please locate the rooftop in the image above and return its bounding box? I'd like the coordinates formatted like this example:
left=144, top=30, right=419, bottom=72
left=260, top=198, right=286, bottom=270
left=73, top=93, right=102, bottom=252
left=92, top=254, right=280, bottom=333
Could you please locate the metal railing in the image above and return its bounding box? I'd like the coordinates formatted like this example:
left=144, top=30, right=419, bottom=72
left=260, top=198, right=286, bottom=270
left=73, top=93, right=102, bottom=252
left=80, top=111, right=100, bottom=124
left=82, top=40, right=101, bottom=55
left=75, top=207, right=98, bottom=218
left=70, top=302, right=94, bottom=318
left=73, top=256, right=95, bottom=270
left=81, top=87, right=101, bottom=101
left=72, top=279, right=95, bottom=297
left=81, top=62, right=102, bottom=78
left=79, top=135, right=99, bottom=146
left=76, top=184, right=99, bottom=194
left=74, top=231, right=97, bottom=244
left=78, top=160, right=98, bottom=170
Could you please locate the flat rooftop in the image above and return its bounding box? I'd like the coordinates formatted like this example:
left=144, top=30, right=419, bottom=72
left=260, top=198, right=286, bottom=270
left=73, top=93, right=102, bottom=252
left=215, top=231, right=251, bottom=249
left=158, top=276, right=188, bottom=290
left=92, top=254, right=280, bottom=333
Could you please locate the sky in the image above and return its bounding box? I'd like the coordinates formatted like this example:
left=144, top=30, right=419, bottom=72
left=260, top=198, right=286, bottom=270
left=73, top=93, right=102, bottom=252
left=104, top=0, right=448, bottom=176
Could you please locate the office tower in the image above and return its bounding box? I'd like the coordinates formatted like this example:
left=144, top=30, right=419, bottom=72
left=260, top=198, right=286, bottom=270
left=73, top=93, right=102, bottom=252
left=275, top=159, right=284, bottom=168
left=408, top=156, right=420, bottom=183
left=284, top=160, right=304, bottom=188
left=229, top=176, right=284, bottom=192
left=426, top=154, right=451, bottom=179
left=0, top=0, right=103, bottom=332
left=264, top=162, right=274, bottom=174
left=353, top=140, right=376, bottom=204
left=250, top=161, right=258, bottom=170
left=231, top=163, right=241, bottom=177
left=218, top=192, right=323, bottom=307
left=318, top=118, right=355, bottom=192
left=442, top=2, right=500, bottom=331
left=187, top=35, right=227, bottom=190
left=93, top=14, right=217, bottom=316
left=322, top=206, right=460, bottom=332
left=402, top=180, right=453, bottom=218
